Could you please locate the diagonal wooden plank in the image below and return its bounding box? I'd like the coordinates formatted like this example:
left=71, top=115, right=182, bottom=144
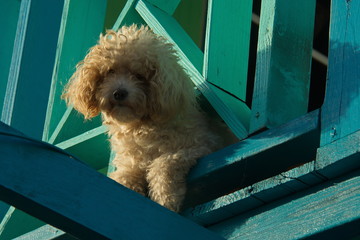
left=146, top=0, right=181, bottom=15
left=0, top=122, right=223, bottom=240
left=136, top=0, right=248, bottom=139
left=185, top=110, right=320, bottom=207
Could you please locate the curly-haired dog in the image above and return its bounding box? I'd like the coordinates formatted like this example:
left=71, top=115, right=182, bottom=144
left=62, top=25, right=221, bottom=212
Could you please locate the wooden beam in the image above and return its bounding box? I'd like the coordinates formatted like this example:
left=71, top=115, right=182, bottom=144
left=208, top=170, right=360, bottom=239
left=185, top=110, right=320, bottom=207
left=0, top=122, right=222, bottom=240
left=320, top=0, right=360, bottom=146
left=250, top=0, right=316, bottom=132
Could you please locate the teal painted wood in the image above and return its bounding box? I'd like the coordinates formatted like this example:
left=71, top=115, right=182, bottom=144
left=0, top=122, right=223, bottom=240
left=1, top=0, right=64, bottom=140
left=320, top=0, right=360, bottom=147
left=43, top=0, right=107, bottom=142
left=250, top=0, right=316, bottom=133
left=204, top=0, right=252, bottom=101
left=13, top=225, right=66, bottom=240
left=112, top=0, right=145, bottom=30
left=0, top=1, right=20, bottom=113
left=185, top=110, right=320, bottom=207
left=136, top=0, right=248, bottom=139
left=146, top=0, right=181, bottom=15
left=208, top=170, right=360, bottom=239
left=183, top=162, right=326, bottom=226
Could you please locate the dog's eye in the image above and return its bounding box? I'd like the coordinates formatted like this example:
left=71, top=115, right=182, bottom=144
left=135, top=74, right=146, bottom=81
left=107, top=69, right=115, bottom=75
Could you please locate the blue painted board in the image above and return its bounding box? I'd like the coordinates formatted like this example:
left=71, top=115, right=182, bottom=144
left=0, top=1, right=20, bottom=113
left=320, top=0, right=360, bottom=146
left=250, top=0, right=316, bottom=132
left=43, top=0, right=107, bottom=142
left=0, top=122, right=223, bottom=240
left=185, top=110, right=320, bottom=207
left=209, top=170, right=360, bottom=239
left=1, top=0, right=64, bottom=140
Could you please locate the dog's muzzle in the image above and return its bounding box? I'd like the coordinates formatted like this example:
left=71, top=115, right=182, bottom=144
left=113, top=88, right=128, bottom=102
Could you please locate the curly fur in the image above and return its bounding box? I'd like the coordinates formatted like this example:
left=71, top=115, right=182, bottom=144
left=63, top=25, right=221, bottom=212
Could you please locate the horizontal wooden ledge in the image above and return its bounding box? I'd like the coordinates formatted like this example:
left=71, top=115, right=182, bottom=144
left=185, top=110, right=320, bottom=207
left=0, top=122, right=223, bottom=240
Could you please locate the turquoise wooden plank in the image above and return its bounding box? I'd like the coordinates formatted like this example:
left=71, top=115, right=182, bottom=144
left=112, top=0, right=145, bottom=30
left=0, top=123, right=223, bottom=240
left=183, top=162, right=326, bottom=226
left=1, top=0, right=64, bottom=140
left=13, top=225, right=67, bottom=240
left=204, top=0, right=252, bottom=101
left=43, top=0, right=107, bottom=142
left=316, top=130, right=360, bottom=179
left=250, top=0, right=316, bottom=133
left=0, top=1, right=20, bottom=113
left=209, top=170, right=360, bottom=239
left=146, top=0, right=181, bottom=15
left=136, top=0, right=248, bottom=139
left=185, top=110, right=320, bottom=207
left=320, top=0, right=360, bottom=146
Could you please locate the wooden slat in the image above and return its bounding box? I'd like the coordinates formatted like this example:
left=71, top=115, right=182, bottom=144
left=320, top=0, right=360, bottom=146
left=183, top=162, right=326, bottom=226
left=112, top=0, right=145, bottom=30
left=0, top=123, right=223, bottom=240
left=185, top=110, right=320, bottom=207
left=1, top=0, right=63, bottom=140
left=0, top=1, right=20, bottom=113
left=146, top=0, right=181, bottom=15
left=13, top=225, right=67, bottom=240
left=204, top=0, right=252, bottom=101
left=43, top=0, right=107, bottom=142
left=250, top=0, right=316, bottom=133
left=208, top=170, right=360, bottom=239
left=136, top=0, right=248, bottom=139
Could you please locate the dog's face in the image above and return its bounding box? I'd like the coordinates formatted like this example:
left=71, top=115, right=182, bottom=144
left=63, top=25, right=195, bottom=125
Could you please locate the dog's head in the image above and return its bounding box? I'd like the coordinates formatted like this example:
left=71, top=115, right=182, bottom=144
left=62, top=25, right=195, bottom=125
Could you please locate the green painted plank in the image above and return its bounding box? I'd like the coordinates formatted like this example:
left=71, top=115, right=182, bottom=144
left=0, top=123, right=223, bottom=240
left=250, top=0, right=316, bottom=133
left=13, top=225, right=68, bottom=240
left=209, top=170, right=360, bottom=239
left=43, top=0, right=107, bottom=142
left=0, top=1, right=20, bottom=113
left=320, top=0, right=360, bottom=146
left=183, top=162, right=326, bottom=226
left=1, top=0, right=63, bottom=140
left=112, top=0, right=145, bottom=30
left=136, top=0, right=248, bottom=139
left=204, top=0, right=252, bottom=101
left=146, top=0, right=181, bottom=15
left=185, top=110, right=320, bottom=207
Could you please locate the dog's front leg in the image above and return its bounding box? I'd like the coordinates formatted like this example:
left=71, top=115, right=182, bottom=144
left=146, top=151, right=198, bottom=212
left=110, top=155, right=148, bottom=196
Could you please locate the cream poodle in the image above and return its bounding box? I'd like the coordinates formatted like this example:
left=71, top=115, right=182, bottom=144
left=62, top=24, right=221, bottom=212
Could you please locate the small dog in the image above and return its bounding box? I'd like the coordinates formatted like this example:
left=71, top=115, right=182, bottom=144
left=63, top=25, right=221, bottom=212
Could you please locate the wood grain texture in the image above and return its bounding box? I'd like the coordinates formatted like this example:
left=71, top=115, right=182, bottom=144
left=183, top=162, right=326, bottom=226
left=320, top=0, right=360, bottom=146
left=209, top=170, right=360, bottom=240
left=204, top=0, right=252, bottom=101
left=136, top=0, right=248, bottom=139
left=0, top=122, right=223, bottom=240
left=185, top=110, right=320, bottom=207
left=250, top=0, right=316, bottom=133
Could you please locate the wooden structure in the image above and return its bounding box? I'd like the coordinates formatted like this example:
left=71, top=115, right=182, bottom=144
left=1, top=0, right=359, bottom=239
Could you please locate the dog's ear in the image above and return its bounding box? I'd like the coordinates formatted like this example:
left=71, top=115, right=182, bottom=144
left=62, top=62, right=101, bottom=119
left=147, top=51, right=196, bottom=122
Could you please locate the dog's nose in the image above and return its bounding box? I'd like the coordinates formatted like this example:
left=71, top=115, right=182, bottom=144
left=113, top=88, right=128, bottom=101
